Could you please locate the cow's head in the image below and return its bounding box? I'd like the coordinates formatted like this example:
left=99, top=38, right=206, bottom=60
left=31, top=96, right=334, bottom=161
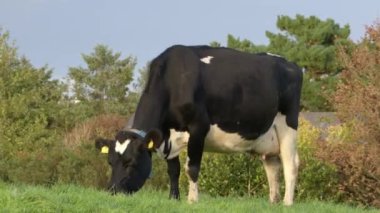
left=95, top=129, right=162, bottom=194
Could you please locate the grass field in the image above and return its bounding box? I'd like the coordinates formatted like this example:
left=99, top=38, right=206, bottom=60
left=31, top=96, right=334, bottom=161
left=0, top=182, right=376, bottom=213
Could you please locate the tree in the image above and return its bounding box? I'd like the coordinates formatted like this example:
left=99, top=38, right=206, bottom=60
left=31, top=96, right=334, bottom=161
left=133, top=63, right=150, bottom=94
left=0, top=30, right=64, bottom=183
left=226, top=34, right=267, bottom=53
left=266, top=15, right=352, bottom=76
left=68, top=44, right=136, bottom=115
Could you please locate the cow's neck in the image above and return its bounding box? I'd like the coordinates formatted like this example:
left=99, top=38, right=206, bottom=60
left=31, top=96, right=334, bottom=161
left=132, top=93, right=166, bottom=132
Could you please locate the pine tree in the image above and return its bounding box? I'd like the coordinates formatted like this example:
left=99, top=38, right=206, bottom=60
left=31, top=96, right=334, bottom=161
left=266, top=15, right=352, bottom=76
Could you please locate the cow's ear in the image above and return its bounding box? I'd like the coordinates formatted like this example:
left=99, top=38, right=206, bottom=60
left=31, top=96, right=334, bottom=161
left=143, top=129, right=163, bottom=151
left=95, top=138, right=111, bottom=154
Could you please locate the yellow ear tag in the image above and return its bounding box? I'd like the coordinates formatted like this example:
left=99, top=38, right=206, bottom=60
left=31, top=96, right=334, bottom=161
left=101, top=146, right=109, bottom=154
left=148, top=140, right=154, bottom=149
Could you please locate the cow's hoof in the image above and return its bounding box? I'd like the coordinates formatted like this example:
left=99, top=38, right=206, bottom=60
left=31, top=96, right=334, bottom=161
left=283, top=199, right=293, bottom=206
left=269, top=195, right=281, bottom=204
left=187, top=195, right=198, bottom=204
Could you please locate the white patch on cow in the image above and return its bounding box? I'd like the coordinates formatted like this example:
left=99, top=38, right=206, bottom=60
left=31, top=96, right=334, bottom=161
left=266, top=52, right=283, bottom=58
left=156, top=129, right=189, bottom=159
left=204, top=123, right=280, bottom=155
left=165, top=114, right=289, bottom=156
left=115, top=139, right=131, bottom=154
left=200, top=56, right=214, bottom=64
left=188, top=180, right=198, bottom=203
left=184, top=156, right=198, bottom=203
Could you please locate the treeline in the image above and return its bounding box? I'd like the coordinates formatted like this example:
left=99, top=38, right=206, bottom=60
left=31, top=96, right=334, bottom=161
left=0, top=15, right=378, bottom=208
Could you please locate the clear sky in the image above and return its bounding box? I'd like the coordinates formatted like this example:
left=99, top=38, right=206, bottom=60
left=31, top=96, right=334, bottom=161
left=1, top=0, right=379, bottom=80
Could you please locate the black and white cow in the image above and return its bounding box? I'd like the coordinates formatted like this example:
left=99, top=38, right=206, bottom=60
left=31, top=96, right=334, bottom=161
left=95, top=45, right=303, bottom=205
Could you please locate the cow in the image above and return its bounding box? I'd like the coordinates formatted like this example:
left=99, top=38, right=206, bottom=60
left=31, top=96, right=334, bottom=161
left=95, top=45, right=303, bottom=206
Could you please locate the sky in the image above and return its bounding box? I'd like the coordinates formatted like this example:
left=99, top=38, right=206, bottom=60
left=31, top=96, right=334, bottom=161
left=1, top=0, right=379, bottom=80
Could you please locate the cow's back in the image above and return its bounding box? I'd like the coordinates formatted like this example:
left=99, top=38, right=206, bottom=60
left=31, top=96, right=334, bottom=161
left=148, top=45, right=302, bottom=140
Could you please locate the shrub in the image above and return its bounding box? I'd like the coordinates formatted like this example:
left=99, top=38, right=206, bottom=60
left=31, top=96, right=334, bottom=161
left=55, top=114, right=128, bottom=188
left=316, top=136, right=380, bottom=208
left=333, top=21, right=380, bottom=144
left=144, top=155, right=170, bottom=191
left=326, top=122, right=353, bottom=143
left=317, top=142, right=379, bottom=208
left=198, top=153, right=267, bottom=197
left=0, top=30, right=64, bottom=184
left=301, top=73, right=338, bottom=111
left=63, top=114, right=127, bottom=149
left=56, top=143, right=109, bottom=188
left=296, top=118, right=339, bottom=201
left=328, top=21, right=380, bottom=208
left=3, top=143, right=62, bottom=185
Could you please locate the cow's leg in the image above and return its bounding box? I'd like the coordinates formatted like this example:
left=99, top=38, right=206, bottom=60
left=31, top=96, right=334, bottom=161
left=167, top=156, right=181, bottom=200
left=185, top=122, right=209, bottom=203
left=262, top=155, right=281, bottom=204
left=184, top=157, right=198, bottom=203
left=279, top=127, right=299, bottom=206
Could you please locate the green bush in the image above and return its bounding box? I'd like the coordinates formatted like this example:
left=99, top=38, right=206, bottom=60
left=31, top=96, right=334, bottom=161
left=3, top=144, right=61, bottom=185
left=0, top=30, right=64, bottom=184
left=144, top=155, right=170, bottom=191
left=295, top=118, right=339, bottom=201
left=198, top=153, right=267, bottom=197
left=55, top=114, right=127, bottom=188
left=301, top=73, right=338, bottom=111
left=56, top=143, right=109, bottom=188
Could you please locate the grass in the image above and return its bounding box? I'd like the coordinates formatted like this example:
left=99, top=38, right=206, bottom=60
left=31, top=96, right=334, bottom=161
left=0, top=181, right=377, bottom=213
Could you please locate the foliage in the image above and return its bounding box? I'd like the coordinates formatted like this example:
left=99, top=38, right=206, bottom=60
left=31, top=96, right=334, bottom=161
left=198, top=153, right=267, bottom=197
left=266, top=15, right=352, bottom=76
left=56, top=114, right=128, bottom=188
left=56, top=143, right=109, bottom=188
left=316, top=141, right=380, bottom=208
left=133, top=64, right=150, bottom=94
left=333, top=21, right=380, bottom=144
left=54, top=99, right=98, bottom=131
left=226, top=34, right=267, bottom=53
left=326, top=122, right=353, bottom=143
left=63, top=114, right=127, bottom=149
left=318, top=115, right=379, bottom=208
left=300, top=73, right=338, bottom=111
left=0, top=30, right=64, bottom=183
left=68, top=44, right=137, bottom=115
left=296, top=118, right=338, bottom=201
left=144, top=154, right=170, bottom=191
